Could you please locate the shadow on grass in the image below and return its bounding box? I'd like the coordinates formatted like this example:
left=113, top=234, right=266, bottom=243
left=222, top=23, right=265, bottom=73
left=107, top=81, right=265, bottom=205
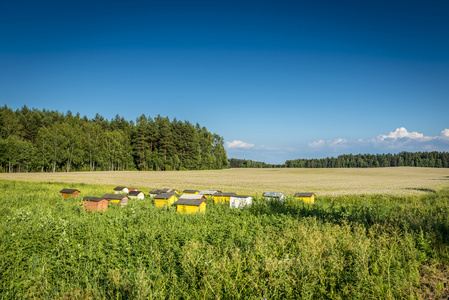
left=430, top=176, right=449, bottom=181
left=405, top=188, right=437, bottom=193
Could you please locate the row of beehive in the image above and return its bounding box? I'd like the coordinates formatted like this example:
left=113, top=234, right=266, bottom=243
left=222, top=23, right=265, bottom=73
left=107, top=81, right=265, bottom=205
left=59, top=187, right=316, bottom=214
left=60, top=188, right=135, bottom=212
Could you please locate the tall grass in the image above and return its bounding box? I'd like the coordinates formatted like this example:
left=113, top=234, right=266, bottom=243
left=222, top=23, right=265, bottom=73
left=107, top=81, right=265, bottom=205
left=1, top=180, right=448, bottom=299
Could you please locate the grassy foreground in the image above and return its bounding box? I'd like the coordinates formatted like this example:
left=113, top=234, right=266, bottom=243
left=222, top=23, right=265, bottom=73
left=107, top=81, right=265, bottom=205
left=1, top=180, right=449, bottom=299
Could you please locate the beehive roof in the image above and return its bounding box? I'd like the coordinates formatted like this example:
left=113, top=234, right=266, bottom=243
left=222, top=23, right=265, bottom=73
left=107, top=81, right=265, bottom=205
left=198, top=190, right=220, bottom=195
left=154, top=192, right=179, bottom=199
left=294, top=193, right=315, bottom=197
left=179, top=194, right=205, bottom=200
left=101, top=194, right=128, bottom=200
left=183, top=189, right=199, bottom=193
left=263, top=192, right=285, bottom=197
left=174, top=198, right=205, bottom=206
left=83, top=196, right=103, bottom=202
left=213, top=192, right=236, bottom=197
left=161, top=188, right=179, bottom=193
left=129, top=191, right=144, bottom=196
left=113, top=186, right=127, bottom=191
left=60, top=188, right=80, bottom=194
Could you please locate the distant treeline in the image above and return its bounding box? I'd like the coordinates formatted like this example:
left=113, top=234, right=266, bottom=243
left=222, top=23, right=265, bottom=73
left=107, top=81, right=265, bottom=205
left=229, top=158, right=280, bottom=168
left=230, top=152, right=449, bottom=168
left=0, top=105, right=229, bottom=172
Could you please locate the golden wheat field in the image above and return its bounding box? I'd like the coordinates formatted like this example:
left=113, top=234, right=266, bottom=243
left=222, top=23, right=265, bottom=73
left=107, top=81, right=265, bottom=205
left=1, top=167, right=449, bottom=196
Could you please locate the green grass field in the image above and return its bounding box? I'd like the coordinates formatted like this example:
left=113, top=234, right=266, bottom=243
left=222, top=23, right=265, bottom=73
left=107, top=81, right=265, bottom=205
left=1, top=177, right=449, bottom=299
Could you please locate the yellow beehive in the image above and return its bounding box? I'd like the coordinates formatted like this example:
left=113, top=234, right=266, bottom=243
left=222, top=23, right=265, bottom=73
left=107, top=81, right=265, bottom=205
left=182, top=189, right=199, bottom=195
left=198, top=190, right=221, bottom=200
left=213, top=193, right=236, bottom=204
left=174, top=197, right=206, bottom=214
left=160, top=188, right=180, bottom=195
left=101, top=194, right=129, bottom=207
left=294, top=193, right=316, bottom=204
left=154, top=192, right=179, bottom=207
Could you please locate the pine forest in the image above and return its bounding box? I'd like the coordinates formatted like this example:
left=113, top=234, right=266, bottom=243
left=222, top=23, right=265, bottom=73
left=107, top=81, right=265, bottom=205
left=0, top=105, right=229, bottom=172
left=230, top=152, right=449, bottom=168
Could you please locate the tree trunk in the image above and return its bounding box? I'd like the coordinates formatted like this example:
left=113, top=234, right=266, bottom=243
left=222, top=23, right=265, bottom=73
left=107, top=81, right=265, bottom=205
left=53, top=147, right=57, bottom=172
left=89, top=149, right=93, bottom=171
left=66, top=146, right=73, bottom=172
left=42, top=143, right=46, bottom=171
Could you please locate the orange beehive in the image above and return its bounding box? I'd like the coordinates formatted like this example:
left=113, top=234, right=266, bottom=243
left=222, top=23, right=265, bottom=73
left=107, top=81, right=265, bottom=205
left=83, top=197, right=108, bottom=212
left=60, top=188, right=80, bottom=198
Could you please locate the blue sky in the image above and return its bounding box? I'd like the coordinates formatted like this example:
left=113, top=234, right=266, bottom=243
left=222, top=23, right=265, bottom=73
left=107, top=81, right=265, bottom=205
left=1, top=0, right=448, bottom=164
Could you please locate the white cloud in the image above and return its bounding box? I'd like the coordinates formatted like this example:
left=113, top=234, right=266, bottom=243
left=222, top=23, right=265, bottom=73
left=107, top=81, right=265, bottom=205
left=226, top=141, right=296, bottom=153
left=308, top=138, right=347, bottom=148
left=378, top=127, right=425, bottom=141
left=226, top=128, right=449, bottom=163
left=329, top=138, right=348, bottom=146
left=225, top=140, right=255, bottom=149
left=442, top=129, right=449, bottom=138
left=307, top=127, right=449, bottom=154
left=308, top=139, right=325, bottom=147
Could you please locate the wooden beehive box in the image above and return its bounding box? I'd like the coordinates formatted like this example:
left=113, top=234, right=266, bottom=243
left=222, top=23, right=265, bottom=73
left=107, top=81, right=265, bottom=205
left=60, top=188, right=80, bottom=198
left=83, top=197, right=108, bottom=212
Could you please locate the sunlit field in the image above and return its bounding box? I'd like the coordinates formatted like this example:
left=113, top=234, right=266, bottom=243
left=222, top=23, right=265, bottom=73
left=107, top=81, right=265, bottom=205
left=2, top=168, right=449, bottom=298
left=0, top=167, right=448, bottom=196
left=1, top=180, right=449, bottom=298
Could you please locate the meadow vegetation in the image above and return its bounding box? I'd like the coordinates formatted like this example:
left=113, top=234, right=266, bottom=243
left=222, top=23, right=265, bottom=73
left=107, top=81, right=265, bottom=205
left=1, top=180, right=449, bottom=299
